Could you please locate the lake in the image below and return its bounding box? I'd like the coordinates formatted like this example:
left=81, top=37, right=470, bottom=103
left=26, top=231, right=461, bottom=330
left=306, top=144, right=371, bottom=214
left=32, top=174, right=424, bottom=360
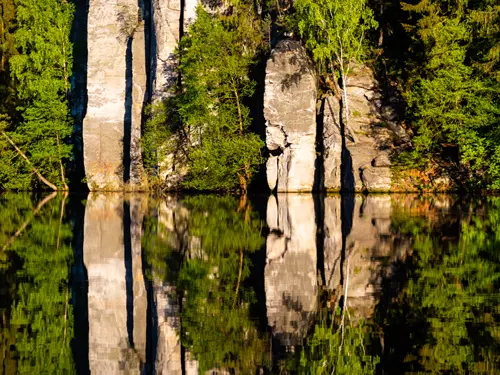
left=0, top=193, right=499, bottom=374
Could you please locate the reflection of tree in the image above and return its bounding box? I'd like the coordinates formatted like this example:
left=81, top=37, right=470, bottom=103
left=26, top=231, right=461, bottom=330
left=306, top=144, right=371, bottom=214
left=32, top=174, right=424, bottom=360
left=284, top=301, right=379, bottom=374
left=144, top=195, right=269, bottom=373
left=0, top=193, right=74, bottom=374
left=382, top=198, right=500, bottom=373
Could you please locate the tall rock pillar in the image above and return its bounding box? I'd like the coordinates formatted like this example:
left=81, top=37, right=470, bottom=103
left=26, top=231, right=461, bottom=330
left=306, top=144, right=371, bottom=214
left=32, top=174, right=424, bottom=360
left=84, top=1, right=146, bottom=191
left=264, top=40, right=317, bottom=192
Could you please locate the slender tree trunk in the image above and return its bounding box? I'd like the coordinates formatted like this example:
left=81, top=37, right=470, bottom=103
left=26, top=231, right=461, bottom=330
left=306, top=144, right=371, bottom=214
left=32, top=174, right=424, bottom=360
left=1, top=131, right=58, bottom=190
left=341, top=70, right=349, bottom=125
left=233, top=83, right=244, bottom=135
left=233, top=250, right=244, bottom=307
left=56, top=134, right=69, bottom=190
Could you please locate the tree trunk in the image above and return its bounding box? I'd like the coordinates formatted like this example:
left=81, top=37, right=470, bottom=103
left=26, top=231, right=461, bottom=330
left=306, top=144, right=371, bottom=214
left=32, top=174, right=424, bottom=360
left=1, top=131, right=58, bottom=190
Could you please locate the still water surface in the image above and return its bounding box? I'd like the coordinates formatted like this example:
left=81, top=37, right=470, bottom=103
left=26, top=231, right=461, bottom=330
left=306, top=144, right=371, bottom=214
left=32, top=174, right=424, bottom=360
left=0, top=193, right=499, bottom=374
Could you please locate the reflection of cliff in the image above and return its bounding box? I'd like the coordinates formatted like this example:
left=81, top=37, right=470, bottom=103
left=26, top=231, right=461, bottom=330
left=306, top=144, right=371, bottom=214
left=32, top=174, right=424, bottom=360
left=265, top=194, right=318, bottom=346
left=83, top=193, right=147, bottom=373
left=324, top=195, right=411, bottom=317
left=154, top=199, right=198, bottom=375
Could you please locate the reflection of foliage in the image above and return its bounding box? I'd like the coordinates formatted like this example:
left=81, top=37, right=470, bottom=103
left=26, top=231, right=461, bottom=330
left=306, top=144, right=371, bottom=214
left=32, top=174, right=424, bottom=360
left=286, top=306, right=378, bottom=375
left=144, top=195, right=268, bottom=373
left=0, top=193, right=74, bottom=374
left=384, top=197, right=500, bottom=373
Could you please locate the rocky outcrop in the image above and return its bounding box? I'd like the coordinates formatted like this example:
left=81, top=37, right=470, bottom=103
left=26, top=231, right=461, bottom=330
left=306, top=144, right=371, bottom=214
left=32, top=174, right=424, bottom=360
left=323, top=66, right=409, bottom=192
left=265, top=194, right=317, bottom=346
left=84, top=1, right=146, bottom=191
left=264, top=40, right=317, bottom=192
left=151, top=0, right=181, bottom=99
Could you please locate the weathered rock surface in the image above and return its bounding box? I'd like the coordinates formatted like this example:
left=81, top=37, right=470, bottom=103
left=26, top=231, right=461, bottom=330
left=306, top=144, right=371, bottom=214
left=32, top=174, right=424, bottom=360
left=323, top=66, right=410, bottom=192
left=84, top=1, right=146, bottom=191
left=265, top=194, right=317, bottom=346
left=323, top=96, right=342, bottom=192
left=83, top=193, right=147, bottom=373
left=151, top=0, right=181, bottom=99
left=264, top=40, right=317, bottom=192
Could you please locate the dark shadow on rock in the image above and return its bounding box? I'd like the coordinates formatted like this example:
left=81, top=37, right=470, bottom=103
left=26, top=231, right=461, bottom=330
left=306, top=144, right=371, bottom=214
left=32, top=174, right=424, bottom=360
left=70, top=0, right=89, bottom=191
left=340, top=102, right=355, bottom=193
left=123, top=200, right=135, bottom=348
left=314, top=98, right=325, bottom=193
left=70, top=193, right=90, bottom=375
left=124, top=39, right=133, bottom=184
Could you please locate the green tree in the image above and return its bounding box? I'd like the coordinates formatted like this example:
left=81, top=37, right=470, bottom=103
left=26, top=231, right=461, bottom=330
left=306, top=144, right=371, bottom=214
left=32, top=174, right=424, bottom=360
left=146, top=4, right=266, bottom=192
left=5, top=0, right=74, bottom=191
left=395, top=0, right=500, bottom=189
left=293, top=0, right=377, bottom=126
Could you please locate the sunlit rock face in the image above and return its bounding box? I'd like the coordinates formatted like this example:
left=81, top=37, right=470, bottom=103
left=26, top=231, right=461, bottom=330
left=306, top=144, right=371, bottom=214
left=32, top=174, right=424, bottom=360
left=264, top=40, right=317, bottom=192
left=323, top=195, right=410, bottom=317
left=323, top=97, right=342, bottom=192
left=151, top=0, right=180, bottom=100
left=265, top=194, right=318, bottom=346
left=84, top=1, right=146, bottom=191
left=83, top=193, right=147, bottom=373
left=322, top=66, right=410, bottom=192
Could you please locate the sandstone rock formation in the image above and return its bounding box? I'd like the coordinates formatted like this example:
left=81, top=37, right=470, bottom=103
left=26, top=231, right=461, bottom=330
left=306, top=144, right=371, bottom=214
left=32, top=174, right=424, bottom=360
left=84, top=1, right=146, bottom=191
left=265, top=194, right=317, bottom=346
left=323, top=66, right=409, bottom=192
left=83, top=193, right=147, bottom=373
left=264, top=40, right=317, bottom=192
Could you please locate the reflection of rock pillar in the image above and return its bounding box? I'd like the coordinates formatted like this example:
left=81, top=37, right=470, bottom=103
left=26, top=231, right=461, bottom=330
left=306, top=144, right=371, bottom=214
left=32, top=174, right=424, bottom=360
left=155, top=283, right=182, bottom=374
left=130, top=195, right=148, bottom=362
left=155, top=200, right=198, bottom=375
left=265, top=194, right=317, bottom=346
left=323, top=196, right=342, bottom=290
left=84, top=193, right=146, bottom=373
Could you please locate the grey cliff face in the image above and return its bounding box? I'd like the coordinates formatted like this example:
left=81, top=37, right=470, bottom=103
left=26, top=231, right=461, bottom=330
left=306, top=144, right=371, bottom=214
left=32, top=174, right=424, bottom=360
left=264, top=40, right=317, bottom=193
left=323, top=66, right=409, bottom=192
left=84, top=1, right=146, bottom=191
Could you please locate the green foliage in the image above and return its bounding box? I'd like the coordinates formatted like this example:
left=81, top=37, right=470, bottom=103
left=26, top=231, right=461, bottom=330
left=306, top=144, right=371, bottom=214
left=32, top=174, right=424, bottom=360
left=296, top=316, right=379, bottom=375
left=144, top=195, right=268, bottom=373
left=0, top=193, right=74, bottom=373
left=397, top=0, right=500, bottom=189
left=292, top=0, right=377, bottom=124
left=145, top=4, right=266, bottom=192
left=385, top=198, right=500, bottom=372
left=1, top=0, right=74, bottom=190
left=293, top=0, right=377, bottom=70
